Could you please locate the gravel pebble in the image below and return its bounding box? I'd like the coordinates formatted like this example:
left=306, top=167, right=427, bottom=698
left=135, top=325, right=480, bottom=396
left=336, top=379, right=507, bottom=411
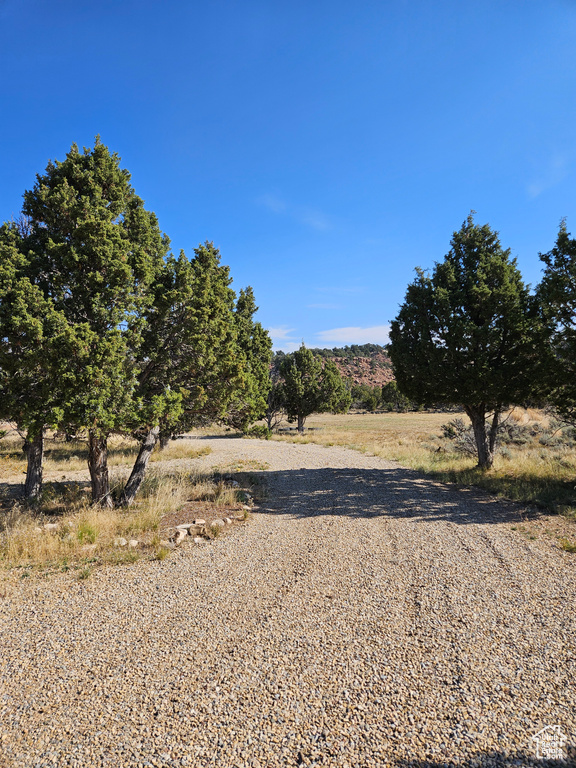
left=0, top=437, right=575, bottom=767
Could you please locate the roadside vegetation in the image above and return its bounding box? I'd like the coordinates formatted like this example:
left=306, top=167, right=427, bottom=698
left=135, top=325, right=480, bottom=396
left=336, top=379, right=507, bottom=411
left=0, top=432, right=256, bottom=574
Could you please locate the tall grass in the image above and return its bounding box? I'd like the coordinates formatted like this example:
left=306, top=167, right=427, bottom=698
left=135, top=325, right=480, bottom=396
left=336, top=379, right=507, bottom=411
left=0, top=465, right=236, bottom=571
left=0, top=428, right=212, bottom=479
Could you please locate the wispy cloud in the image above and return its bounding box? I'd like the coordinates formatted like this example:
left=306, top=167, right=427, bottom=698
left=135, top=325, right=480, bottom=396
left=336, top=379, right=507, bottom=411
left=256, top=193, right=332, bottom=231
left=257, top=193, right=287, bottom=214
left=301, top=209, right=331, bottom=231
left=268, top=326, right=295, bottom=340
left=269, top=326, right=302, bottom=351
left=316, top=325, right=390, bottom=345
left=527, top=153, right=572, bottom=198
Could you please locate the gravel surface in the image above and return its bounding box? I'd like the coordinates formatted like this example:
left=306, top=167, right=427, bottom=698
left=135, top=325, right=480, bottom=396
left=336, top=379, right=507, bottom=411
left=1, top=437, right=575, bottom=767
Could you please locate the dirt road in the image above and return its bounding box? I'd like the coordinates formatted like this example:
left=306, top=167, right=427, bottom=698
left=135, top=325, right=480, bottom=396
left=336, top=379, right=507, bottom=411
left=1, top=438, right=575, bottom=767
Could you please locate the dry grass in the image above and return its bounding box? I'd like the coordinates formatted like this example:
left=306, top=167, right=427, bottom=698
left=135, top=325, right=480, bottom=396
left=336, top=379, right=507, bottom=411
left=150, top=442, right=212, bottom=462
left=271, top=409, right=576, bottom=520
left=0, top=428, right=212, bottom=480
left=0, top=466, right=241, bottom=572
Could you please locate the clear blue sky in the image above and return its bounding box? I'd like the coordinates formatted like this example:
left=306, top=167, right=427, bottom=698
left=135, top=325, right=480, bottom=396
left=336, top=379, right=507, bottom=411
left=2, top=0, right=576, bottom=350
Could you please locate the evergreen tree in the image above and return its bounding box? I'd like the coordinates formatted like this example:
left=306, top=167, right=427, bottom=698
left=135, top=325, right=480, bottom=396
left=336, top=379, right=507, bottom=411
left=0, top=222, right=81, bottom=497
left=280, top=345, right=351, bottom=432
left=537, top=221, right=576, bottom=424
left=225, top=286, right=272, bottom=432
left=119, top=243, right=244, bottom=505
left=17, top=139, right=168, bottom=505
left=389, top=215, right=540, bottom=469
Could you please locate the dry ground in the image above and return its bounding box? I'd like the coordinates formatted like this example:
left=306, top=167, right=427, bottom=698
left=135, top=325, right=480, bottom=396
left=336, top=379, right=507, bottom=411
left=1, top=436, right=575, bottom=767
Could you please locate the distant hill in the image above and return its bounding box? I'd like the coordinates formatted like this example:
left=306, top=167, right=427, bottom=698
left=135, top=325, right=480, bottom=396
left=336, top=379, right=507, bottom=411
left=273, top=344, right=394, bottom=388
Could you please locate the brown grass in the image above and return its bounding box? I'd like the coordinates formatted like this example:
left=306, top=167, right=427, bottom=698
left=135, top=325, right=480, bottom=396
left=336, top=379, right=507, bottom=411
left=0, top=429, right=212, bottom=481
left=0, top=466, right=242, bottom=573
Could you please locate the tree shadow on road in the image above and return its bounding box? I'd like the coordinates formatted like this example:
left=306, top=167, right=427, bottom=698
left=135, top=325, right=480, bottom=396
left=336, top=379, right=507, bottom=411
left=257, top=466, right=548, bottom=526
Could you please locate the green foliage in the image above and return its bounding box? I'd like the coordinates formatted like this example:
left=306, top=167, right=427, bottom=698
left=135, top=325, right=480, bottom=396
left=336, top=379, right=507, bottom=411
left=380, top=381, right=414, bottom=412
left=134, top=242, right=243, bottom=438
left=537, top=221, right=576, bottom=425
left=280, top=345, right=351, bottom=431
left=4, top=139, right=169, bottom=440
left=244, top=425, right=272, bottom=439
left=351, top=383, right=381, bottom=411
left=389, top=215, right=541, bottom=468
left=309, top=343, right=391, bottom=361
left=225, top=286, right=272, bottom=431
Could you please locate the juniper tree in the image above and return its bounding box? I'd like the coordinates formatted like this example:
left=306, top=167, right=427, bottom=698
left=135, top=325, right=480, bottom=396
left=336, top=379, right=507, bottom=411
left=18, top=139, right=168, bottom=505
left=0, top=222, right=80, bottom=498
left=280, top=345, right=351, bottom=433
left=537, top=221, right=576, bottom=424
left=119, top=243, right=244, bottom=505
left=389, top=215, right=540, bottom=469
left=225, top=286, right=272, bottom=432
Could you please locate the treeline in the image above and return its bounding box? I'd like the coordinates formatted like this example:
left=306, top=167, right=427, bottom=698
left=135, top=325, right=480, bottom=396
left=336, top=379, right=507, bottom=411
left=389, top=214, right=576, bottom=469
left=350, top=381, right=415, bottom=412
left=308, top=343, right=391, bottom=361
left=0, top=140, right=273, bottom=506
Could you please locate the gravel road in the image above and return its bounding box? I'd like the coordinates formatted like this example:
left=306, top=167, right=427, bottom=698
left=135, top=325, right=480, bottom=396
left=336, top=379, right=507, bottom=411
left=1, top=437, right=575, bottom=768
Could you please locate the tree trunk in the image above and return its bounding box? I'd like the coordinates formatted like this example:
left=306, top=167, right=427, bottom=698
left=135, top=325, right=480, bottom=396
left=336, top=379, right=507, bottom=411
left=119, top=426, right=160, bottom=506
left=24, top=430, right=44, bottom=499
left=159, top=433, right=170, bottom=451
left=297, top=414, right=305, bottom=433
left=88, top=430, right=113, bottom=507
left=465, top=405, right=494, bottom=469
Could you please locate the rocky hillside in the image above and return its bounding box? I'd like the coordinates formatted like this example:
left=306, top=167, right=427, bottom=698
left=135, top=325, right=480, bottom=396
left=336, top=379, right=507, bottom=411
left=309, top=344, right=394, bottom=387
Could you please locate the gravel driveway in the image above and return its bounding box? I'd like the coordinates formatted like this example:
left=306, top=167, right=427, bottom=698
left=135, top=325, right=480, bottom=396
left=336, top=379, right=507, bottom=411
left=1, top=437, right=575, bottom=767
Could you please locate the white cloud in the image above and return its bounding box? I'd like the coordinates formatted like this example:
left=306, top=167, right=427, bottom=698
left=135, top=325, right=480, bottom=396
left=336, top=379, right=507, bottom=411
left=256, top=193, right=331, bottom=231
left=301, top=210, right=331, bottom=231
left=316, top=325, right=390, bottom=345
left=257, top=193, right=287, bottom=213
left=527, top=153, right=572, bottom=198
left=268, top=326, right=295, bottom=340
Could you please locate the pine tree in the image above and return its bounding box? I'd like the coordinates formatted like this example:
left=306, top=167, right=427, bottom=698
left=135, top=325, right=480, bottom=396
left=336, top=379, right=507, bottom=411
left=537, top=221, right=576, bottom=424
left=225, top=287, right=272, bottom=432
left=17, top=139, right=168, bottom=505
left=280, top=345, right=351, bottom=432
left=389, top=214, right=540, bottom=469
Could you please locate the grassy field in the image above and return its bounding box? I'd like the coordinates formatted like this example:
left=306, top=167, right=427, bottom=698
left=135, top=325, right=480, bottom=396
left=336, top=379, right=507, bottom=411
left=272, top=409, right=576, bottom=521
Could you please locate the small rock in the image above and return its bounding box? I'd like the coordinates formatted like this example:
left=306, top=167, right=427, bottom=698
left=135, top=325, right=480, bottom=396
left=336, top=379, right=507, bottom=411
left=193, top=536, right=205, bottom=544
left=193, top=519, right=206, bottom=526
left=128, top=539, right=139, bottom=548
left=43, top=523, right=59, bottom=532
left=114, top=537, right=127, bottom=547
left=224, top=517, right=233, bottom=525
left=175, top=523, right=195, bottom=531
left=211, top=519, right=225, bottom=528
left=173, top=529, right=187, bottom=545
left=159, top=540, right=174, bottom=550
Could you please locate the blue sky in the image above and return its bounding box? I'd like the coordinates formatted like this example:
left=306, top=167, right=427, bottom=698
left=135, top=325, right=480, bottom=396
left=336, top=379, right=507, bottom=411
left=1, top=0, right=576, bottom=351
